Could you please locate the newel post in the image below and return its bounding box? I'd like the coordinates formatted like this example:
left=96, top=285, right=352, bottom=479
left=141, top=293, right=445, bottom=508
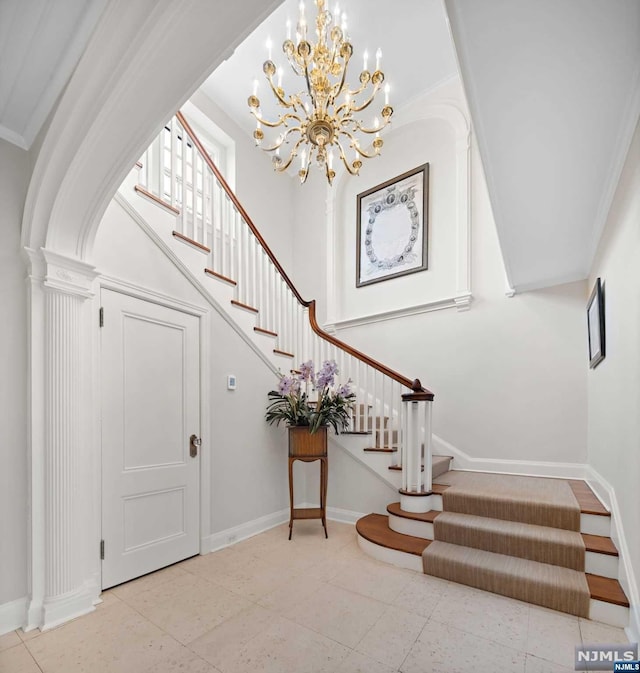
left=400, top=379, right=435, bottom=513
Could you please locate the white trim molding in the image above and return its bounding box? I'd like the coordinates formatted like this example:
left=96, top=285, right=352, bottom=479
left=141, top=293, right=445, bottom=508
left=585, top=466, right=639, bottom=644
left=202, top=509, right=290, bottom=554
left=325, top=292, right=473, bottom=332
left=0, top=597, right=27, bottom=636
left=433, top=433, right=591, bottom=481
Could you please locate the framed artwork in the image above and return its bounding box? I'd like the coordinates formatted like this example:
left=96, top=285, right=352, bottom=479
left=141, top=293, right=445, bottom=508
left=587, top=277, right=605, bottom=369
left=356, top=163, right=429, bottom=287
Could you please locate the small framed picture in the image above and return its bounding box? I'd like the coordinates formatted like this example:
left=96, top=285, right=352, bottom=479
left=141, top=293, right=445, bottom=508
left=587, top=277, right=605, bottom=369
left=356, top=164, right=429, bottom=287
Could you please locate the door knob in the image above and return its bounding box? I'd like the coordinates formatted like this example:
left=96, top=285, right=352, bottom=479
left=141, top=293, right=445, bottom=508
left=189, top=434, right=201, bottom=458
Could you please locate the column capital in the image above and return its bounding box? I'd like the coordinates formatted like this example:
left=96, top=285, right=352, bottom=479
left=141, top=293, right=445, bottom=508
left=28, top=248, right=99, bottom=298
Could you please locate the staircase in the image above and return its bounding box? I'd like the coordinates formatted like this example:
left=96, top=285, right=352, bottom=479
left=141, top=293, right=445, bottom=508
left=356, top=471, right=630, bottom=628
left=120, top=110, right=629, bottom=629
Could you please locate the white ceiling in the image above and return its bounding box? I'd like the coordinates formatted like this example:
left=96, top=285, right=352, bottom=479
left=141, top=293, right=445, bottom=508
left=446, top=0, right=640, bottom=291
left=200, top=0, right=459, bottom=136
left=0, top=0, right=106, bottom=150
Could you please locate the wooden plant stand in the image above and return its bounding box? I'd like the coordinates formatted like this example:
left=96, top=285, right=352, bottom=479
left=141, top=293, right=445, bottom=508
left=288, top=426, right=328, bottom=540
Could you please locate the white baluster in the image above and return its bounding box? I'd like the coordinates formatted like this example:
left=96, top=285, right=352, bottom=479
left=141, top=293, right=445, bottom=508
left=180, top=126, right=187, bottom=235
left=170, top=118, right=178, bottom=208
left=423, top=399, right=433, bottom=493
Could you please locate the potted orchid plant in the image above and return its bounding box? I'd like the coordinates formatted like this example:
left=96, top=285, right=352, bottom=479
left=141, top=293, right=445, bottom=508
left=265, top=360, right=356, bottom=435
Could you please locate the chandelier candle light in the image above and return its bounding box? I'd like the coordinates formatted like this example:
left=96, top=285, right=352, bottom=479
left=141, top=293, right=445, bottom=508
left=248, top=0, right=393, bottom=185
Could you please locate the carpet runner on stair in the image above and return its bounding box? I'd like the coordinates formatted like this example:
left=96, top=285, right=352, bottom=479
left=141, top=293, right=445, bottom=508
left=422, top=541, right=591, bottom=617
left=433, top=512, right=585, bottom=570
left=434, top=470, right=581, bottom=530
left=423, top=471, right=591, bottom=617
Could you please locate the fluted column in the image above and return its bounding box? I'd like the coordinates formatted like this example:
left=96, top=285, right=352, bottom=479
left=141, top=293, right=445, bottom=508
left=26, top=248, right=98, bottom=630
left=44, top=289, right=82, bottom=600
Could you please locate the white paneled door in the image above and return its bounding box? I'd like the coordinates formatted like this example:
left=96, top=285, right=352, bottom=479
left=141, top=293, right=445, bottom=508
left=100, top=290, right=200, bottom=589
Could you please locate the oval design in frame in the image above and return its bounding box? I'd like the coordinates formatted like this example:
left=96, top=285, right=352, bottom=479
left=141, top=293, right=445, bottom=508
left=356, top=163, right=429, bottom=287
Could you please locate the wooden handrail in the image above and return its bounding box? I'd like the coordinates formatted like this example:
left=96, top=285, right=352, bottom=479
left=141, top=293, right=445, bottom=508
left=175, top=110, right=433, bottom=398
left=308, top=302, right=434, bottom=399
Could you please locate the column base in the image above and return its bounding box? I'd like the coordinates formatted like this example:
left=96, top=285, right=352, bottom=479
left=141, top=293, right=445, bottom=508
left=400, top=490, right=439, bottom=513
left=40, top=582, right=98, bottom=631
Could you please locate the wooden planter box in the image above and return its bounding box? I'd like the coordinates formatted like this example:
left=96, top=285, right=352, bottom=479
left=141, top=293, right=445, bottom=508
left=288, top=426, right=328, bottom=458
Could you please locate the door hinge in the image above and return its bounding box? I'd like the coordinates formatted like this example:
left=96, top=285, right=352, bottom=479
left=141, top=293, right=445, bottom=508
left=99, top=307, right=104, bottom=327
left=100, top=539, right=105, bottom=560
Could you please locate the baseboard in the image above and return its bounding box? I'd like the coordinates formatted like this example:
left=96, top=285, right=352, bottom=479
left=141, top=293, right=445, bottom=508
left=201, top=508, right=290, bottom=554
left=294, top=503, right=362, bottom=525
left=433, top=434, right=590, bottom=480
left=0, top=596, right=26, bottom=636
left=41, top=584, right=96, bottom=631
left=326, top=506, right=364, bottom=525
left=585, top=465, right=639, bottom=643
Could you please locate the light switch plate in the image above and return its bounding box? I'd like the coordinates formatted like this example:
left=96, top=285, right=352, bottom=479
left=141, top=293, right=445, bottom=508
left=227, top=375, right=237, bottom=390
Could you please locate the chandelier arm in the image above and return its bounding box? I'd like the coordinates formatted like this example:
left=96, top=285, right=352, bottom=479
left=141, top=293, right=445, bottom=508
left=271, top=136, right=307, bottom=173
left=334, top=138, right=361, bottom=176
left=346, top=78, right=370, bottom=99
left=354, top=118, right=390, bottom=135
left=265, top=72, right=300, bottom=109
left=259, top=124, right=302, bottom=152
left=338, top=129, right=380, bottom=159
left=354, top=144, right=380, bottom=159
left=349, top=85, right=382, bottom=113
left=251, top=109, right=303, bottom=128
left=332, top=52, right=351, bottom=105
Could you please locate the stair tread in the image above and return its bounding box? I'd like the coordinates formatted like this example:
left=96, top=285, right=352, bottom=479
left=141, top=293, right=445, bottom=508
left=356, top=513, right=431, bottom=556
left=389, top=454, right=452, bottom=472
left=364, top=447, right=397, bottom=453
left=568, top=480, right=610, bottom=516
left=433, top=511, right=585, bottom=570
left=581, top=533, right=618, bottom=556
left=204, top=268, right=237, bottom=286
left=586, top=573, right=629, bottom=607
left=424, top=541, right=628, bottom=608
left=434, top=472, right=609, bottom=517
left=435, top=511, right=584, bottom=542
left=230, top=299, right=258, bottom=313
left=387, top=503, right=440, bottom=523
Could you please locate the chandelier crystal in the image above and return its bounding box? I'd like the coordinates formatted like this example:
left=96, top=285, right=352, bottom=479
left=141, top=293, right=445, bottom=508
left=248, top=0, right=393, bottom=185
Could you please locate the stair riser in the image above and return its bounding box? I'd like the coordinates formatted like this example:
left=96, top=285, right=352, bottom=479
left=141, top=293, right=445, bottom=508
left=589, top=599, right=629, bottom=628
left=400, top=493, right=442, bottom=513
left=388, top=513, right=434, bottom=540
left=581, top=513, right=611, bottom=537
left=423, top=557, right=590, bottom=618
left=357, top=535, right=422, bottom=572
left=585, top=551, right=619, bottom=580
left=434, top=522, right=584, bottom=571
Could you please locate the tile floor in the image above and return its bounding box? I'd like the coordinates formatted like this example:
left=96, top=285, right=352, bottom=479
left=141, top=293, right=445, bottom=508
left=0, top=521, right=630, bottom=673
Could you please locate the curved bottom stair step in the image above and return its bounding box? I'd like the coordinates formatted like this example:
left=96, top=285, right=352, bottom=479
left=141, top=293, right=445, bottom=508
left=356, top=513, right=629, bottom=624
left=356, top=513, right=430, bottom=556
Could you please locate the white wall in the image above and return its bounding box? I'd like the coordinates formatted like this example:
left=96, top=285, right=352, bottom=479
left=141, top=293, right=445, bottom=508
left=588, top=118, right=640, bottom=633
left=291, top=78, right=588, bottom=467
left=94, top=197, right=290, bottom=543
left=0, top=139, right=30, bottom=607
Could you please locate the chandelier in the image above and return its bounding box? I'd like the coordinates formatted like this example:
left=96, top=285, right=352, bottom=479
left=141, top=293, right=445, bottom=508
left=248, top=0, right=393, bottom=185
